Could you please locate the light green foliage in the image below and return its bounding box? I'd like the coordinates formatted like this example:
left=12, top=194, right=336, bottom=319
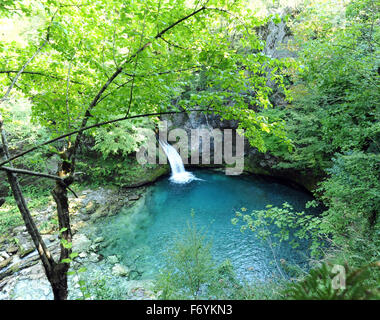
left=0, top=0, right=31, bottom=17
left=67, top=267, right=91, bottom=300
left=91, top=118, right=154, bottom=159
left=232, top=203, right=325, bottom=258
left=284, top=262, right=380, bottom=300
left=0, top=0, right=290, bottom=152
left=0, top=202, right=23, bottom=236
left=155, top=218, right=216, bottom=299
left=0, top=185, right=53, bottom=236
left=84, top=276, right=124, bottom=300
left=0, top=97, right=52, bottom=171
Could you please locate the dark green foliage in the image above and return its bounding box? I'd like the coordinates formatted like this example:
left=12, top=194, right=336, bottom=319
left=236, top=0, right=380, bottom=299
left=284, top=262, right=380, bottom=300
left=318, top=152, right=380, bottom=243
left=269, top=0, right=379, bottom=175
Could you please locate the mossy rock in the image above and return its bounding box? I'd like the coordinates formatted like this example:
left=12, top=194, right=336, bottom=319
left=19, top=247, right=34, bottom=258
left=0, top=257, right=12, bottom=269
left=124, top=165, right=170, bottom=187
left=82, top=200, right=99, bottom=215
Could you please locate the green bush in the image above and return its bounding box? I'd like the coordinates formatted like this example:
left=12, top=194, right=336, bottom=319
left=154, top=219, right=217, bottom=299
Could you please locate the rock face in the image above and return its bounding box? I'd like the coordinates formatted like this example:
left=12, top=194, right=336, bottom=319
left=160, top=11, right=319, bottom=192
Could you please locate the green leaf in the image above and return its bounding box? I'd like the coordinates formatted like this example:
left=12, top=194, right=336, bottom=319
left=69, top=252, right=79, bottom=259
left=61, top=258, right=71, bottom=264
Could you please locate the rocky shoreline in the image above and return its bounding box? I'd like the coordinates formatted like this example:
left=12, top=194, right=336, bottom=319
left=0, top=185, right=157, bottom=300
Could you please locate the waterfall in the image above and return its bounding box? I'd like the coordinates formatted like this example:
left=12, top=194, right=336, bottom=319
left=159, top=140, right=197, bottom=184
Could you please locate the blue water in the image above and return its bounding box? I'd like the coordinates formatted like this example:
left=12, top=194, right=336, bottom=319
left=95, top=170, right=316, bottom=282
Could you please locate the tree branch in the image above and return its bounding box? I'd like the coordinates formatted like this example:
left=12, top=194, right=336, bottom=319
left=69, top=5, right=208, bottom=165
left=122, top=65, right=202, bottom=78
left=0, top=166, right=78, bottom=197
left=159, top=36, right=188, bottom=50
left=0, top=166, right=64, bottom=181
left=0, top=41, right=48, bottom=104
left=0, top=109, right=207, bottom=168
left=96, top=79, right=133, bottom=104
left=0, top=70, right=84, bottom=85
left=65, top=60, right=73, bottom=136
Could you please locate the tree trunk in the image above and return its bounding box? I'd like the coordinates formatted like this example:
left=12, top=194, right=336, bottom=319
left=50, top=161, right=73, bottom=300
left=49, top=262, right=69, bottom=300
left=1, top=116, right=71, bottom=300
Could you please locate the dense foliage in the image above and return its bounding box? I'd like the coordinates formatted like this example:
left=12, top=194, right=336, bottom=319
left=0, top=0, right=379, bottom=300
left=270, top=0, right=379, bottom=175
left=0, top=0, right=291, bottom=152
left=234, top=0, right=380, bottom=297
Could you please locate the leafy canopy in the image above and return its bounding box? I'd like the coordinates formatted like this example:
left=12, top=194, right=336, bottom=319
left=0, top=0, right=291, bottom=153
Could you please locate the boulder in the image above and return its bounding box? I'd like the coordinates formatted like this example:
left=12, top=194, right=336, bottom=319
left=6, top=246, right=18, bottom=255
left=111, top=264, right=130, bottom=277
left=88, top=253, right=100, bottom=263
left=128, top=194, right=140, bottom=201
left=107, top=255, right=119, bottom=264
left=94, top=237, right=104, bottom=244
left=0, top=257, right=12, bottom=269
left=81, top=200, right=98, bottom=215
left=0, top=251, right=10, bottom=260
left=78, top=252, right=87, bottom=258
left=72, top=234, right=91, bottom=253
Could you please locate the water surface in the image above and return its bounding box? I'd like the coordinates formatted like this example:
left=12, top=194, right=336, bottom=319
left=92, top=170, right=315, bottom=282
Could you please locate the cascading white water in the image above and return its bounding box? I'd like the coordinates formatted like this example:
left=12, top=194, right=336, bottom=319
left=159, top=140, right=197, bottom=184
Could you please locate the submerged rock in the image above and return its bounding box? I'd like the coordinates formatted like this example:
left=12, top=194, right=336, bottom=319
left=94, top=237, right=104, bottom=244
left=128, top=194, right=140, bottom=201
left=81, top=200, right=98, bottom=215
left=112, top=264, right=130, bottom=277
left=125, top=280, right=156, bottom=299
left=88, top=253, right=101, bottom=263
left=107, top=255, right=119, bottom=264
